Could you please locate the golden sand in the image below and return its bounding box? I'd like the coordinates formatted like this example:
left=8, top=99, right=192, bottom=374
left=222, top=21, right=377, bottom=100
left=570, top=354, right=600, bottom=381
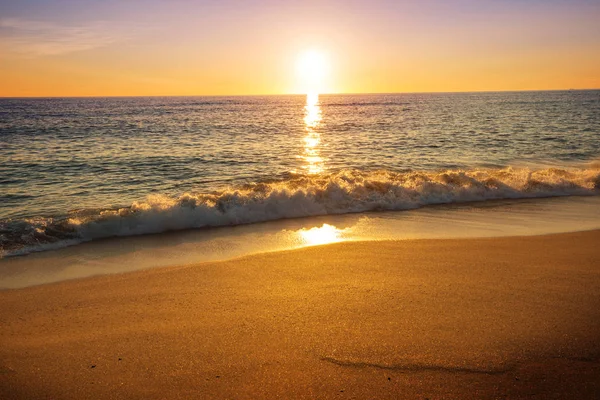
left=1, top=231, right=599, bottom=399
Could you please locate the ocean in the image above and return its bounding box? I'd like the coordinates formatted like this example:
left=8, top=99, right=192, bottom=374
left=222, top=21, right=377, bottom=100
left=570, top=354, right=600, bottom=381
left=1, top=90, right=600, bottom=263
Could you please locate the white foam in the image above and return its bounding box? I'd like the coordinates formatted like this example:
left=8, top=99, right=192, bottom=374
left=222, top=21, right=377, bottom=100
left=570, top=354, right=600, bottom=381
left=2, top=166, right=599, bottom=258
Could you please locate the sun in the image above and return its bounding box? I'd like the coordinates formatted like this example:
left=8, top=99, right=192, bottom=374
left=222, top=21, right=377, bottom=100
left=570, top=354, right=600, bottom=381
left=296, top=49, right=330, bottom=94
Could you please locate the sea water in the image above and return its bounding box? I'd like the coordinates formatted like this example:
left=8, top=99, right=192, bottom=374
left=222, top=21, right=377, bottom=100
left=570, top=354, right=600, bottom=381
left=1, top=91, right=599, bottom=263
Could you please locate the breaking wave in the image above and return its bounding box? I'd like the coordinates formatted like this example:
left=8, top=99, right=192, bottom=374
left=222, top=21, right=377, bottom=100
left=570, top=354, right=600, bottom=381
left=1, top=166, right=599, bottom=257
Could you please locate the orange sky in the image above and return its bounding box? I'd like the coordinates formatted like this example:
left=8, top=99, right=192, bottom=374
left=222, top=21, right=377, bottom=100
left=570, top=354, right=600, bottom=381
left=0, top=0, right=599, bottom=96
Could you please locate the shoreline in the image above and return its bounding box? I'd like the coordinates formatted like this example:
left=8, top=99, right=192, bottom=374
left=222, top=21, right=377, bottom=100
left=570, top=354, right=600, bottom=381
left=1, top=231, right=599, bottom=398
left=2, top=195, right=600, bottom=290
left=2, top=228, right=600, bottom=291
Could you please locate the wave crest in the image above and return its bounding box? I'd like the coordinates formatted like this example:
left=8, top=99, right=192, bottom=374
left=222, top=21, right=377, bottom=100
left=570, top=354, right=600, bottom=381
left=1, top=166, right=599, bottom=257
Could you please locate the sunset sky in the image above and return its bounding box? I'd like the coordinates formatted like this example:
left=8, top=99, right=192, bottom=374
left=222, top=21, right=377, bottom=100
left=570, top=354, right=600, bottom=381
left=1, top=0, right=599, bottom=97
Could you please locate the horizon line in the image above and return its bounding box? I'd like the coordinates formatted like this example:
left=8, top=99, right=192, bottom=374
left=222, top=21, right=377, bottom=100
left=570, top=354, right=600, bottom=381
left=1, top=88, right=599, bottom=99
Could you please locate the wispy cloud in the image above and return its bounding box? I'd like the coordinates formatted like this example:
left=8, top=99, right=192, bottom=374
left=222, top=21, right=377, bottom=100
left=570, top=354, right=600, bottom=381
left=0, top=18, right=121, bottom=57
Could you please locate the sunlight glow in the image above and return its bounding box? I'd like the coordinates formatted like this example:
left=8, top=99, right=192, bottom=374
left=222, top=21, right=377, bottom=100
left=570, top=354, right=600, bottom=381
left=296, top=49, right=330, bottom=94
left=298, top=224, right=342, bottom=246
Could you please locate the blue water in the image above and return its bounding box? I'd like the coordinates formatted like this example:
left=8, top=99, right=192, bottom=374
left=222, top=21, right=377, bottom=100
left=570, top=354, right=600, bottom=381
left=1, top=90, right=599, bottom=256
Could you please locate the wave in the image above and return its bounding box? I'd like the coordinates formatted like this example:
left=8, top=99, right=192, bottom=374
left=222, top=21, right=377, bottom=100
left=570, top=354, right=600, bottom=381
left=1, top=165, right=599, bottom=258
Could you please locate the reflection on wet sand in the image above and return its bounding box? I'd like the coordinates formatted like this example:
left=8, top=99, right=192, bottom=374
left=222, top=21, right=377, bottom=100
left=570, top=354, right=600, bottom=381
left=297, top=223, right=344, bottom=246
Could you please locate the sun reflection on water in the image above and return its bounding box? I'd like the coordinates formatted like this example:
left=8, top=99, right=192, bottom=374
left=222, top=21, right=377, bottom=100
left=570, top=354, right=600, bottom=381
left=301, top=92, right=324, bottom=174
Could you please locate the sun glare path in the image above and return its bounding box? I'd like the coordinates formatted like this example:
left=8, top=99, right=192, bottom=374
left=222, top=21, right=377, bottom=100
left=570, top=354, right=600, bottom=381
left=301, top=92, right=324, bottom=174
left=294, top=49, right=330, bottom=175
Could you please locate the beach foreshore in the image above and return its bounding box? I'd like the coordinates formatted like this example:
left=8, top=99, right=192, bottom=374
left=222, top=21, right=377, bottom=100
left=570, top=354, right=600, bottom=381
left=1, top=231, right=599, bottom=399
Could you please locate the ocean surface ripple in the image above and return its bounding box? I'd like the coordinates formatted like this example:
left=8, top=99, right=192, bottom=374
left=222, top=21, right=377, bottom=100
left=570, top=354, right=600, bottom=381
left=1, top=91, right=599, bottom=256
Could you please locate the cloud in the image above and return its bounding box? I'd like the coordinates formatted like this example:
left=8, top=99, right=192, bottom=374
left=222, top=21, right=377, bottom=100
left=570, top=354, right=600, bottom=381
left=0, top=18, right=120, bottom=57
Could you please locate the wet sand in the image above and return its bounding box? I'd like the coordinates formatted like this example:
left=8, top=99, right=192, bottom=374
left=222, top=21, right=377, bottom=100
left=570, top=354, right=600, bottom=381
left=1, top=231, right=599, bottom=399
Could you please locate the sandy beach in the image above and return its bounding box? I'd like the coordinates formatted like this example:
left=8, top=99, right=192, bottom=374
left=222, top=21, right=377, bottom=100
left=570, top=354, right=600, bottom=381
left=1, top=230, right=599, bottom=399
